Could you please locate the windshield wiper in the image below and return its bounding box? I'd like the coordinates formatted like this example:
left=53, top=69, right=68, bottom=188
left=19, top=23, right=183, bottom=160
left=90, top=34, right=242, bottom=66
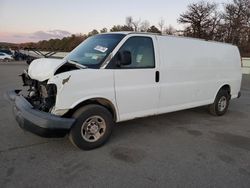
left=67, top=59, right=87, bottom=69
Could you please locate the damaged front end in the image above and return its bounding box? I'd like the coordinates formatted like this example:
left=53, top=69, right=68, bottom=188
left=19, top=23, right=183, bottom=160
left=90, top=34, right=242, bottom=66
left=7, top=87, right=75, bottom=137
left=7, top=58, right=77, bottom=138
left=20, top=70, right=57, bottom=113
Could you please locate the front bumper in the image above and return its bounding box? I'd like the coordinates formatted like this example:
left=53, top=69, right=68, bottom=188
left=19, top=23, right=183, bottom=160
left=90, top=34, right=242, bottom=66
left=7, top=90, right=75, bottom=138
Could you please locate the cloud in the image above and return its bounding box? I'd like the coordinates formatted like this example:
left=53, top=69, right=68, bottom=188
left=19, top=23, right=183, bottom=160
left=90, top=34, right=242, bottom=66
left=0, top=30, right=72, bottom=43
left=29, top=30, right=72, bottom=40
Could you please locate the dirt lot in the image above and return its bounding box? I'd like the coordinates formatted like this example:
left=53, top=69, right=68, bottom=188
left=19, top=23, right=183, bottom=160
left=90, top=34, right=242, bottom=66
left=0, top=61, right=250, bottom=188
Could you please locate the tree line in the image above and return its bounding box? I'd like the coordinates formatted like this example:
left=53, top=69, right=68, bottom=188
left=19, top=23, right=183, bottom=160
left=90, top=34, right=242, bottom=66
left=13, top=0, right=250, bottom=56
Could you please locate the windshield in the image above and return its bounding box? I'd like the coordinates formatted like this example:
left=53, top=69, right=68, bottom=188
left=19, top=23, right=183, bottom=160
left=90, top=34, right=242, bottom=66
left=64, top=34, right=125, bottom=68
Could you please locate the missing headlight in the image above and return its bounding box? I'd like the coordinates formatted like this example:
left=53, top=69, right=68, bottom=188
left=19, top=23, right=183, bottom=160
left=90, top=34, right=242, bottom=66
left=39, top=83, right=57, bottom=112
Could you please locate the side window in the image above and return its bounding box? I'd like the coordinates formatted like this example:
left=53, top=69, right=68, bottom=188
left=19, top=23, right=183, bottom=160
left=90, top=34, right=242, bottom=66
left=117, top=36, right=155, bottom=68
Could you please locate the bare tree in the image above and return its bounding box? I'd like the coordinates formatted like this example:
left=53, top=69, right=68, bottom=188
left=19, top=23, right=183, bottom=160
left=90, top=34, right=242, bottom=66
left=133, top=19, right=141, bottom=32
left=158, top=18, right=165, bottom=34
left=164, top=25, right=176, bottom=35
left=221, top=0, right=250, bottom=45
left=178, top=1, right=220, bottom=39
left=125, top=16, right=141, bottom=31
left=126, top=16, right=133, bottom=28
left=140, top=20, right=150, bottom=32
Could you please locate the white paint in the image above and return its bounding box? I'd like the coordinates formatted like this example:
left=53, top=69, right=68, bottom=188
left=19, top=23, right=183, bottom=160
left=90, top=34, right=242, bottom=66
left=28, top=58, right=66, bottom=82
left=111, top=34, right=160, bottom=121
left=156, top=35, right=242, bottom=116
left=94, top=45, right=108, bottom=53
left=28, top=33, right=242, bottom=123
left=47, top=69, right=118, bottom=119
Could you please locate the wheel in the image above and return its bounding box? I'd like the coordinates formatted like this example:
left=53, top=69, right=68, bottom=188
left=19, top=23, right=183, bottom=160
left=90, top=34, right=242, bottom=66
left=209, top=89, right=230, bottom=116
left=69, top=104, right=114, bottom=150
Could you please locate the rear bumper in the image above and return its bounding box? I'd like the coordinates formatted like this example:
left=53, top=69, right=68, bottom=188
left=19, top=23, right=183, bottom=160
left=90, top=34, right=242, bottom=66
left=7, top=90, right=75, bottom=138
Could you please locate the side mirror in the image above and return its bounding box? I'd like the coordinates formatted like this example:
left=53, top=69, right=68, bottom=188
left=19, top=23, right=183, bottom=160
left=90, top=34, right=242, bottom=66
left=117, top=50, right=131, bottom=67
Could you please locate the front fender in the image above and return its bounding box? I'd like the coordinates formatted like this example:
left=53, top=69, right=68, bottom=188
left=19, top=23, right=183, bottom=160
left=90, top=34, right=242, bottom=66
left=47, top=69, right=117, bottom=117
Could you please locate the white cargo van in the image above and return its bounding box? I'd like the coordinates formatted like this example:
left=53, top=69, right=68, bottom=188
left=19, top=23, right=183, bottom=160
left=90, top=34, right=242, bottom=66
left=8, top=32, right=242, bottom=150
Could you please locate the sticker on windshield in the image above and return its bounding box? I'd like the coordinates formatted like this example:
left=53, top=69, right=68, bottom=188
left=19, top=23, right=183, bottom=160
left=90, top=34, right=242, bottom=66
left=94, top=45, right=108, bottom=53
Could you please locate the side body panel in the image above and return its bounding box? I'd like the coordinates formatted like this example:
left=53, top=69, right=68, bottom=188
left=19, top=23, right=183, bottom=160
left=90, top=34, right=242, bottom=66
left=48, top=69, right=118, bottom=119
left=157, top=36, right=242, bottom=114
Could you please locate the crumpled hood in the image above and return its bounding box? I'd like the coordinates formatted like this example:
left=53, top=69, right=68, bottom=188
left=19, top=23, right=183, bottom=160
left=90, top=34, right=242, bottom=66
left=28, top=58, right=66, bottom=82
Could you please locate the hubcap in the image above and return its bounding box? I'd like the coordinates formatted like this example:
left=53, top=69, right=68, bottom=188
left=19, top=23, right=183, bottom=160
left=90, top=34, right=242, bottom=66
left=81, top=116, right=106, bottom=142
left=218, top=96, right=227, bottom=112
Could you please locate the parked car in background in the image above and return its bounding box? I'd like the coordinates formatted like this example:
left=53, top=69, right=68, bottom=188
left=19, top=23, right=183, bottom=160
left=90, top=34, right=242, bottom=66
left=0, top=52, right=13, bottom=61
left=13, top=50, right=29, bottom=61
left=0, top=49, right=12, bottom=56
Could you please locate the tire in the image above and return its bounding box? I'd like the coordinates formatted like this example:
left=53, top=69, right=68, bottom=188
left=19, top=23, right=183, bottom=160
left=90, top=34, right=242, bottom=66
left=69, top=104, right=114, bottom=150
left=209, top=89, right=230, bottom=116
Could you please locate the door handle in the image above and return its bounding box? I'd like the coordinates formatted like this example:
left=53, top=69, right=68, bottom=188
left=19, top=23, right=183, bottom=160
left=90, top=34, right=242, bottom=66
left=155, top=71, right=160, bottom=83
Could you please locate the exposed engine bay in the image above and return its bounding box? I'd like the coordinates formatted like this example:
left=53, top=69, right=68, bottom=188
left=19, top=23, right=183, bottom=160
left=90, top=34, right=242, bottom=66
left=19, top=61, right=82, bottom=113
left=20, top=70, right=57, bottom=112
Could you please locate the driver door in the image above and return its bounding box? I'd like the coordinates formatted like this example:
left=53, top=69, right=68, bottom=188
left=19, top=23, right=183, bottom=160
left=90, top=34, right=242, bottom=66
left=111, top=36, right=160, bottom=121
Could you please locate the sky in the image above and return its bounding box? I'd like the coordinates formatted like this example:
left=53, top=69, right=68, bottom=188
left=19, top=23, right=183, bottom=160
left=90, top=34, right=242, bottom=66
left=0, top=0, right=228, bottom=43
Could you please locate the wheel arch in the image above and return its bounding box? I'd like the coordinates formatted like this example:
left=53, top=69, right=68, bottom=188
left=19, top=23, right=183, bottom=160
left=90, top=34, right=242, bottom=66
left=63, top=97, right=118, bottom=122
left=214, top=84, right=231, bottom=101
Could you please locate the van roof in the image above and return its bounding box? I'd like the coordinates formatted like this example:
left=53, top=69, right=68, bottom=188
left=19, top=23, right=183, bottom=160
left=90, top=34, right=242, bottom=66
left=102, top=31, right=159, bottom=35
left=103, top=31, right=235, bottom=47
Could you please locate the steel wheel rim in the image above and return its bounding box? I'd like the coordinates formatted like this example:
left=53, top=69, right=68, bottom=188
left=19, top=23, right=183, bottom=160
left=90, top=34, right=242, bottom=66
left=218, top=96, right=227, bottom=112
left=81, top=115, right=106, bottom=142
